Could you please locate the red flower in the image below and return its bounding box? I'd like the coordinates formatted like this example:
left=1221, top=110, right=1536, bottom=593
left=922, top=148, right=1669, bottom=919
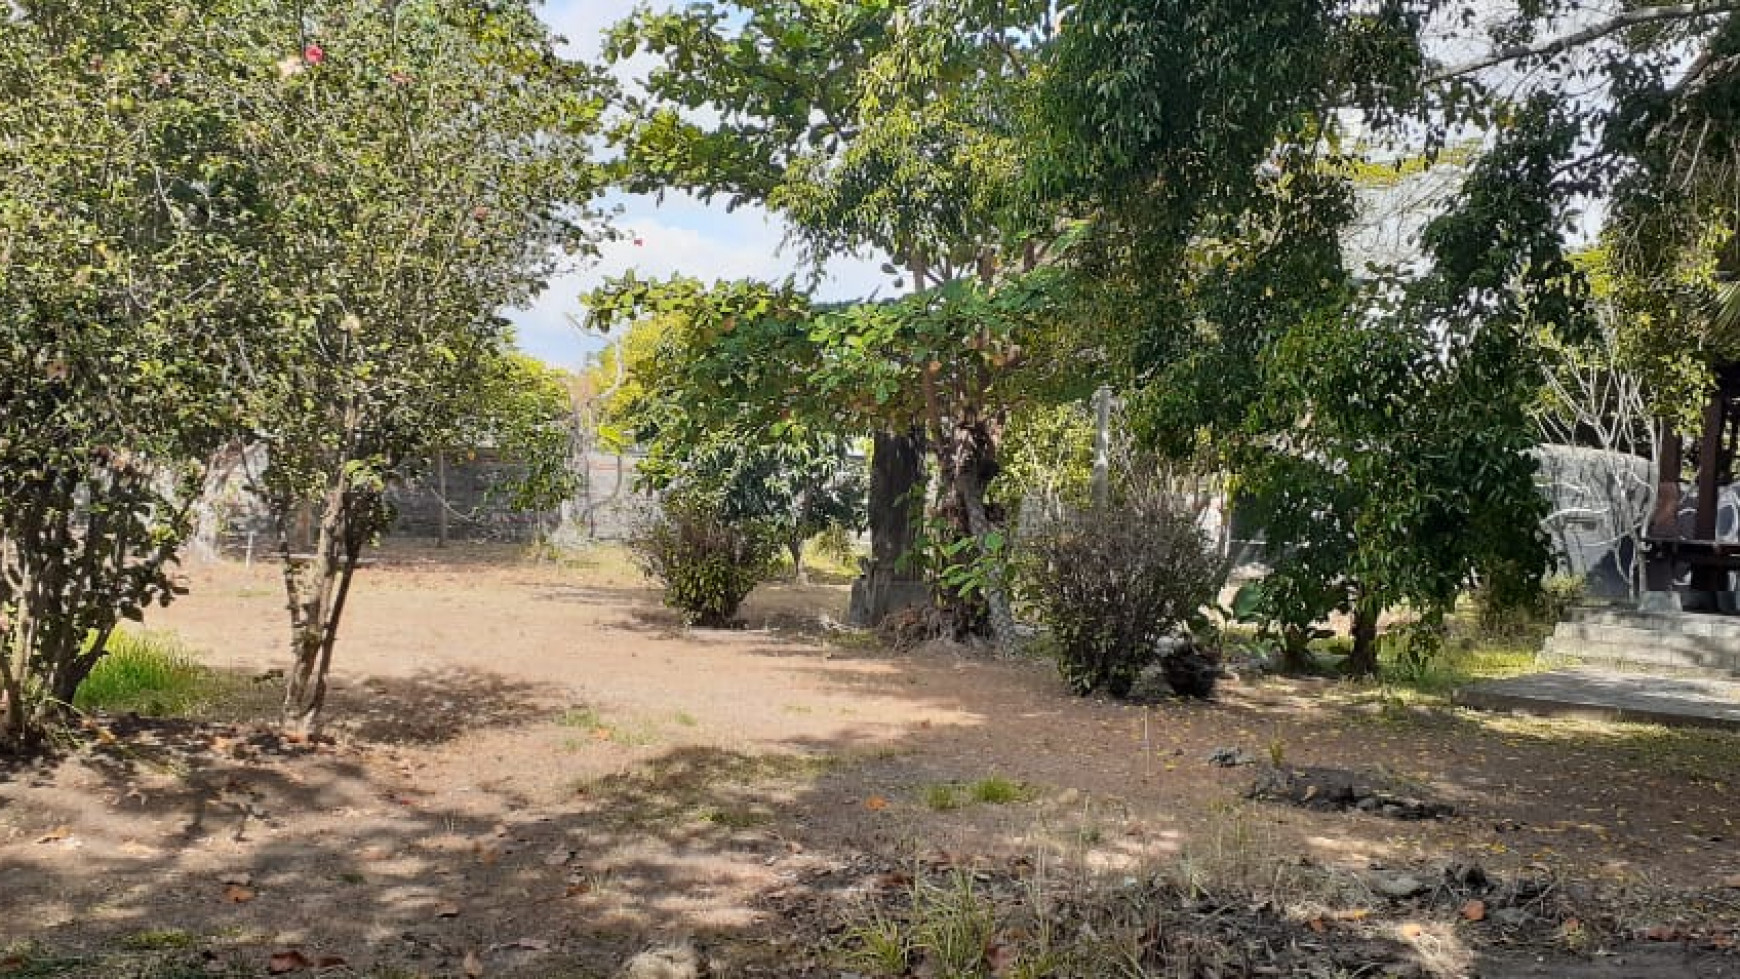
left=303, top=43, right=325, bottom=65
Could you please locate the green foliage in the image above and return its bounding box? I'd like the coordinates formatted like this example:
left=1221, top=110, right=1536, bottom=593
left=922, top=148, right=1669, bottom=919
left=0, top=0, right=261, bottom=748
left=73, top=631, right=214, bottom=718
left=628, top=498, right=782, bottom=627
left=1019, top=489, right=1225, bottom=698
left=453, top=354, right=583, bottom=516
left=225, top=0, right=611, bottom=731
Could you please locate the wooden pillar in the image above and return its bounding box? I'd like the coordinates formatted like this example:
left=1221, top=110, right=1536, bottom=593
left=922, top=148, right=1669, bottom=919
left=1698, top=392, right=1724, bottom=541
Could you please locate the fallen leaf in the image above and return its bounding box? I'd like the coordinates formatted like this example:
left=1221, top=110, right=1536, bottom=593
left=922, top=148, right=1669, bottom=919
left=435, top=901, right=461, bottom=918
left=463, top=950, right=484, bottom=977
left=220, top=872, right=254, bottom=886
left=1461, top=899, right=1487, bottom=922
left=0, top=955, right=25, bottom=973
left=315, top=956, right=348, bottom=969
left=267, top=949, right=311, bottom=974
left=474, top=844, right=500, bottom=867
left=1721, top=874, right=1740, bottom=889
left=1398, top=922, right=1425, bottom=939
left=1644, top=925, right=1680, bottom=941
left=35, top=826, right=69, bottom=844
left=564, top=882, right=591, bottom=898
left=1307, top=917, right=1327, bottom=933
left=864, top=795, right=889, bottom=812
left=224, top=884, right=256, bottom=903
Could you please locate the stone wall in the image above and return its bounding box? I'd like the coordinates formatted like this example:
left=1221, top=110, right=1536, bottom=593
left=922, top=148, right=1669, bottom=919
left=189, top=446, right=652, bottom=555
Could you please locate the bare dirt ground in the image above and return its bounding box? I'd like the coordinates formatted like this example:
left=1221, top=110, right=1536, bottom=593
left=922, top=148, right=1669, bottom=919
left=4, top=542, right=1740, bottom=977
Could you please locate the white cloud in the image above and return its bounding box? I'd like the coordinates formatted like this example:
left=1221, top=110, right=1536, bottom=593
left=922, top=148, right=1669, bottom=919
left=507, top=3, right=894, bottom=369
left=506, top=192, right=892, bottom=369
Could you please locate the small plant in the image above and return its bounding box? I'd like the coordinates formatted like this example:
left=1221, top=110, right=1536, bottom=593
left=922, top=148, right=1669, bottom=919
left=839, top=906, right=911, bottom=976
left=627, top=497, right=781, bottom=627
left=1018, top=488, right=1225, bottom=697
left=923, top=783, right=962, bottom=811
left=74, top=631, right=212, bottom=718
left=968, top=776, right=1028, bottom=805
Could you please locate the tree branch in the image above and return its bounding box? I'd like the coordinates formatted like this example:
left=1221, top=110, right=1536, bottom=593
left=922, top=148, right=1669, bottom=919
left=1427, top=1, right=1740, bottom=84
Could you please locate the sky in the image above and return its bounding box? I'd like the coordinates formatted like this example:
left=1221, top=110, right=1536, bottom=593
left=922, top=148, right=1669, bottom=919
left=504, top=0, right=890, bottom=371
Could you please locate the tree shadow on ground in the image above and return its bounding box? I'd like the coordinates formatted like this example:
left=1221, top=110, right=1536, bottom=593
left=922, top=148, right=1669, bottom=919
left=5, top=595, right=1737, bottom=977
left=326, top=667, right=556, bottom=745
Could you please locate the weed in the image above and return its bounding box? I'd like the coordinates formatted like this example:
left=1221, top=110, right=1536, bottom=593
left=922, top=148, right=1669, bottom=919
left=910, top=872, right=998, bottom=976
left=557, top=706, right=603, bottom=729
left=672, top=711, right=699, bottom=727
left=838, top=906, right=910, bottom=976
left=701, top=807, right=771, bottom=829
left=968, top=776, right=1029, bottom=805
left=922, top=783, right=962, bottom=811
left=75, top=631, right=218, bottom=717
left=121, top=930, right=195, bottom=951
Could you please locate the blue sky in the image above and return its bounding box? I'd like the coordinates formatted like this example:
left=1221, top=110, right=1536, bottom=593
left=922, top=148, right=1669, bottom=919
left=504, top=0, right=890, bottom=371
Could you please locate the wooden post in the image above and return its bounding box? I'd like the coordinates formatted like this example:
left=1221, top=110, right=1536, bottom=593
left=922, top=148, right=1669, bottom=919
left=1697, top=393, right=1723, bottom=542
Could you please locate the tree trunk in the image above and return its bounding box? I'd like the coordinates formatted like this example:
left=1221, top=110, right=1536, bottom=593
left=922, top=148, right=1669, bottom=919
left=789, top=538, right=807, bottom=584
left=1346, top=598, right=1381, bottom=677
left=850, top=429, right=927, bottom=626
left=279, top=466, right=369, bottom=738
left=940, top=412, right=1018, bottom=650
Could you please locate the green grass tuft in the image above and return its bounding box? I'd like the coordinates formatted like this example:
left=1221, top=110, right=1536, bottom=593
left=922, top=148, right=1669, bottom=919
left=922, top=783, right=962, bottom=811
left=74, top=631, right=214, bottom=717
left=968, top=776, right=1029, bottom=805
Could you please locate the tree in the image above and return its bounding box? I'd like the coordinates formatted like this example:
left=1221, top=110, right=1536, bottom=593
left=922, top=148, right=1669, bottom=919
left=235, top=0, right=612, bottom=734
left=0, top=0, right=257, bottom=749
left=605, top=1, right=1081, bottom=646
left=1030, top=3, right=1609, bottom=671
left=586, top=278, right=866, bottom=584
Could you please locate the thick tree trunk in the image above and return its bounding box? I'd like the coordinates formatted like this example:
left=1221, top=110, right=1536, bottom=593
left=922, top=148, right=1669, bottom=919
left=1346, top=597, right=1381, bottom=677
left=849, top=429, right=927, bottom=626
left=939, top=411, right=1018, bottom=649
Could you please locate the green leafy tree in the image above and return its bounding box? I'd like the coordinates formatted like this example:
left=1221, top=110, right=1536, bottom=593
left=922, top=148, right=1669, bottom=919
left=589, top=278, right=866, bottom=584
left=605, top=1, right=1082, bottom=646
left=235, top=0, right=612, bottom=734
left=0, top=0, right=257, bottom=749
left=1031, top=4, right=1615, bottom=671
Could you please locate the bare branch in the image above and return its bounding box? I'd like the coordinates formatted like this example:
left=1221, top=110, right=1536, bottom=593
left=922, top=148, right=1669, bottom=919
left=1427, top=1, right=1740, bottom=84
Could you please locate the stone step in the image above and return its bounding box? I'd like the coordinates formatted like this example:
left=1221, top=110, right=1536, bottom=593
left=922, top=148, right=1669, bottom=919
left=1542, top=624, right=1740, bottom=677
left=1566, top=607, right=1740, bottom=641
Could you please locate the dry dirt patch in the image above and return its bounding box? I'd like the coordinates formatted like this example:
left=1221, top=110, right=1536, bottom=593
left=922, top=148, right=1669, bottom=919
left=1, top=543, right=1737, bottom=976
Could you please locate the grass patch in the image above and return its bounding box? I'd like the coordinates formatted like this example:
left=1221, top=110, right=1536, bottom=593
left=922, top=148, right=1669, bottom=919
left=968, top=776, right=1030, bottom=804
left=918, top=776, right=1033, bottom=811
left=74, top=631, right=219, bottom=718
left=557, top=706, right=663, bottom=748
left=672, top=711, right=699, bottom=727
left=121, top=930, right=196, bottom=951
left=557, top=706, right=603, bottom=728
left=922, top=783, right=962, bottom=811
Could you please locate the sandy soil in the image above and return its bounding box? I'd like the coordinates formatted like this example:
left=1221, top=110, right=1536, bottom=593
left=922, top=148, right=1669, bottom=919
left=3, top=542, right=1738, bottom=977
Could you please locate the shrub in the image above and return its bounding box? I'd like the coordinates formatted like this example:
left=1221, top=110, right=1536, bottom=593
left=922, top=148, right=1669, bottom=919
left=1019, top=490, right=1225, bottom=697
left=628, top=498, right=781, bottom=627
